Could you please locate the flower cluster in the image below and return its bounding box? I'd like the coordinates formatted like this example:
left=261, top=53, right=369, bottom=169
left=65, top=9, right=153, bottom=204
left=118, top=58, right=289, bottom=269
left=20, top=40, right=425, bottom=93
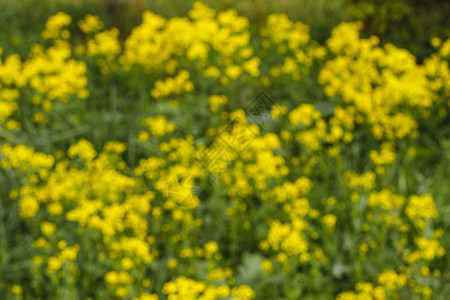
left=261, top=14, right=326, bottom=82
left=318, top=22, right=445, bottom=141
left=150, top=70, right=194, bottom=100
left=120, top=1, right=260, bottom=86
left=1, top=2, right=449, bottom=299
left=0, top=15, right=88, bottom=129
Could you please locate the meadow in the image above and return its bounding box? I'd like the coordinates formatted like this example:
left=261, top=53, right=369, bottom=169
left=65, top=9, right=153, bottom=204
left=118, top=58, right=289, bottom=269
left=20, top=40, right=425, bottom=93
left=0, top=0, right=449, bottom=299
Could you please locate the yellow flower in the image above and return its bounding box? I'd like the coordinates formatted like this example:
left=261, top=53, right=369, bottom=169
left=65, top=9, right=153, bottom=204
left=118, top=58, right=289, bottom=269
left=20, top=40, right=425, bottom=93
left=271, top=104, right=288, bottom=119
left=5, top=120, right=21, bottom=130
left=203, top=66, right=221, bottom=78
left=243, top=57, right=261, bottom=77
left=48, top=202, right=63, bottom=216
left=104, top=141, right=127, bottom=154
left=150, top=70, right=194, bottom=99
left=231, top=285, right=256, bottom=300
left=140, top=293, right=159, bottom=300
left=61, top=246, right=79, bottom=261
left=121, top=257, right=134, bottom=270
left=33, top=238, right=50, bottom=249
left=369, top=143, right=396, bottom=165
left=41, top=12, right=72, bottom=40
left=187, top=41, right=209, bottom=60
left=207, top=268, right=227, bottom=281
left=204, top=241, right=219, bottom=255
left=142, top=279, right=151, bottom=288
left=137, top=131, right=150, bottom=142
left=225, top=65, right=241, bottom=79
left=367, top=189, right=404, bottom=210
left=105, top=271, right=119, bottom=284
left=86, top=28, right=121, bottom=61
left=372, top=286, right=386, bottom=300
left=208, top=95, right=228, bottom=112
left=288, top=104, right=320, bottom=126
left=116, top=287, right=128, bottom=297
left=423, top=286, right=432, bottom=298
left=78, top=14, right=104, bottom=34
left=343, top=171, right=376, bottom=191
left=67, top=139, right=97, bottom=161
left=261, top=259, right=273, bottom=274
left=141, top=115, right=176, bottom=137
left=11, top=285, right=22, bottom=295
left=406, top=194, right=438, bottom=221
left=378, top=270, right=407, bottom=291
left=167, top=259, right=177, bottom=269
left=47, top=257, right=62, bottom=272
left=431, top=37, right=442, bottom=48
left=40, top=221, right=57, bottom=236
left=58, top=240, right=67, bottom=249
left=19, top=197, right=39, bottom=219
left=322, top=214, right=337, bottom=229
left=420, top=266, right=430, bottom=276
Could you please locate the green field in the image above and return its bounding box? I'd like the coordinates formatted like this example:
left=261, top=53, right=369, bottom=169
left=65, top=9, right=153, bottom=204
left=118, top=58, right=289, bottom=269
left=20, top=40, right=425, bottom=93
left=0, top=0, right=449, bottom=299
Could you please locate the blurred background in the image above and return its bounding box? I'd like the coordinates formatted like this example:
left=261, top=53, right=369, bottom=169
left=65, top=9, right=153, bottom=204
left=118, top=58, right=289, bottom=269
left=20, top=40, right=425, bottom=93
left=1, top=1, right=450, bottom=299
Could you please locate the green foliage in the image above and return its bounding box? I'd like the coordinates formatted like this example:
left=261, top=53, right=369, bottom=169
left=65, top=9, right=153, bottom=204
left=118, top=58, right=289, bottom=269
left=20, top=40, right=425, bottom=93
left=0, top=1, right=449, bottom=300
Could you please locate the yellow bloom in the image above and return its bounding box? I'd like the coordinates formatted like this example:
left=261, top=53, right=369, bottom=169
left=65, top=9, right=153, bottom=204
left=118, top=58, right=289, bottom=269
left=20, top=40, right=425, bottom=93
left=47, top=256, right=62, bottom=272
left=41, top=12, right=72, bottom=40
left=67, top=139, right=97, bottom=161
left=150, top=70, right=194, bottom=99
left=140, top=293, right=159, bottom=300
left=288, top=104, right=320, bottom=126
left=167, top=259, right=177, bottom=269
left=19, top=197, right=39, bottom=219
left=431, top=37, right=441, bottom=48
left=406, top=194, right=438, bottom=221
left=378, top=270, right=407, bottom=291
left=78, top=14, right=104, bottom=34
left=203, top=66, right=221, bottom=78
left=40, top=221, right=57, bottom=236
left=261, top=259, right=273, bottom=274
left=48, top=202, right=63, bottom=215
left=11, top=285, right=22, bottom=295
left=204, top=241, right=219, bottom=254
left=208, top=94, right=228, bottom=112
left=322, top=214, right=337, bottom=229
left=5, top=120, right=21, bottom=130
left=142, top=115, right=176, bottom=137
left=121, top=257, right=134, bottom=270
left=116, top=287, right=128, bottom=297
left=231, top=285, right=256, bottom=300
